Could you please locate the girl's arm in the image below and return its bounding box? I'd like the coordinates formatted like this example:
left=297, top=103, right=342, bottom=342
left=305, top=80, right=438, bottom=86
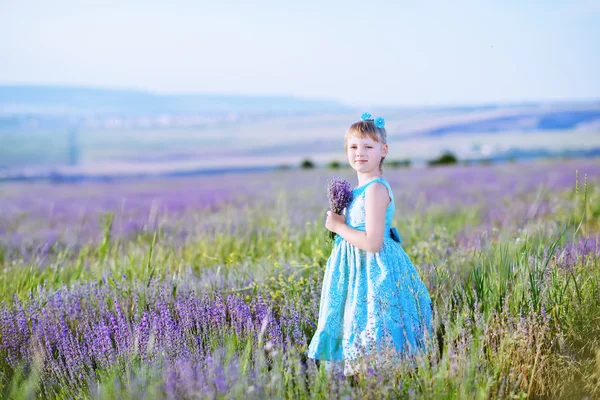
left=332, top=183, right=390, bottom=253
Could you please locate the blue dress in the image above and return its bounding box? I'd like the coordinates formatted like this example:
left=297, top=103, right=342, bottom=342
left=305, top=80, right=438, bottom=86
left=307, top=177, right=433, bottom=375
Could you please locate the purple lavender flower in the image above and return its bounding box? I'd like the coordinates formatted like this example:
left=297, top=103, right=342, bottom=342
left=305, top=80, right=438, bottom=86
left=327, top=177, right=353, bottom=239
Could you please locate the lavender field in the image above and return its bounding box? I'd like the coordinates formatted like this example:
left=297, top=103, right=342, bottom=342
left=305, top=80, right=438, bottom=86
left=0, top=159, right=599, bottom=399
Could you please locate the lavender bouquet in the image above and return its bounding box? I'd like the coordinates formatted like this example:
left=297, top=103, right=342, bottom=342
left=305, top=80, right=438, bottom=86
left=327, top=177, right=353, bottom=240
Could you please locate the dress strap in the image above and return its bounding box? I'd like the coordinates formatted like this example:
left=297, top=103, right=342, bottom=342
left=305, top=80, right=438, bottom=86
left=375, top=179, right=393, bottom=201
left=355, top=178, right=393, bottom=204
left=362, top=177, right=385, bottom=189
left=353, top=177, right=386, bottom=195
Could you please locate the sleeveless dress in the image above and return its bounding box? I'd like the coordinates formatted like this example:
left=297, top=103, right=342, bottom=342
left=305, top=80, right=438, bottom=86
left=307, top=177, right=433, bottom=376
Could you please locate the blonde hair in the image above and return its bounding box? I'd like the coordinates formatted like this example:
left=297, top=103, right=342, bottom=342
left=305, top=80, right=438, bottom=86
left=344, top=120, right=388, bottom=172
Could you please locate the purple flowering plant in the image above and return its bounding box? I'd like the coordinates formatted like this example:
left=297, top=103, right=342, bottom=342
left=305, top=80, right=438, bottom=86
left=327, top=176, right=353, bottom=240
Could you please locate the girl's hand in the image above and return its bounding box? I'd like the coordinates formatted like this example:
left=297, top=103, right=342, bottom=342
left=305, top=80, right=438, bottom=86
left=325, top=210, right=346, bottom=233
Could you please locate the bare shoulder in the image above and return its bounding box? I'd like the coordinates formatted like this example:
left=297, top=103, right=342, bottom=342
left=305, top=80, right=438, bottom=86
left=365, top=182, right=391, bottom=206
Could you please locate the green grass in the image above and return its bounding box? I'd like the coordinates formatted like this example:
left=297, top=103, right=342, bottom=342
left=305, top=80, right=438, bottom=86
left=0, top=171, right=599, bottom=398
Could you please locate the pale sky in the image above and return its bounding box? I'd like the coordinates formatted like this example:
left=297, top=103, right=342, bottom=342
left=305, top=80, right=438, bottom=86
left=1, top=0, right=599, bottom=107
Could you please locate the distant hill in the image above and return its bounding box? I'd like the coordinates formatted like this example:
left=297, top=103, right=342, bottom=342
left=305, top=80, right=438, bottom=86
left=420, top=108, right=600, bottom=135
left=1, top=85, right=599, bottom=134
left=1, top=84, right=599, bottom=183
left=0, top=85, right=349, bottom=115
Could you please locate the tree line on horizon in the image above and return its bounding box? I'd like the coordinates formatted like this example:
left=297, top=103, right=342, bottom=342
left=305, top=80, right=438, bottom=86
left=295, top=151, right=461, bottom=170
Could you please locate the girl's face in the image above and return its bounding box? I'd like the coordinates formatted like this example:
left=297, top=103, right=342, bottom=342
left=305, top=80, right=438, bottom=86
left=346, top=134, right=388, bottom=173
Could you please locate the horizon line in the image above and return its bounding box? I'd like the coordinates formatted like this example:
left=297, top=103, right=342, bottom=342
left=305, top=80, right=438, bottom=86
left=1, top=81, right=599, bottom=110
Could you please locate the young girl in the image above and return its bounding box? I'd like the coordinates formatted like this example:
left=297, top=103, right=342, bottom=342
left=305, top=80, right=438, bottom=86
left=307, top=114, right=433, bottom=377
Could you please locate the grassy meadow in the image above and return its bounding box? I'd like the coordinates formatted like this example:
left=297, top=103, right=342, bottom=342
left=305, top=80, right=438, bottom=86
left=0, top=158, right=599, bottom=399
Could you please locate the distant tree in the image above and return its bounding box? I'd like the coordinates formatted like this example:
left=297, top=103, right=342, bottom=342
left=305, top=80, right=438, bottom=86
left=387, top=159, right=411, bottom=168
left=328, top=160, right=341, bottom=169
left=277, top=164, right=291, bottom=171
left=300, top=158, right=315, bottom=169
left=427, top=151, right=458, bottom=166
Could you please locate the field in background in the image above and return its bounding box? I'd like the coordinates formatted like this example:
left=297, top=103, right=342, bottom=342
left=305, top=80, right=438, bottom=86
left=2, top=98, right=600, bottom=179
left=0, top=158, right=599, bottom=398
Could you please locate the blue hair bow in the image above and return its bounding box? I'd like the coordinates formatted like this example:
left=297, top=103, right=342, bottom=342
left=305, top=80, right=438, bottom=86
left=360, top=112, right=385, bottom=128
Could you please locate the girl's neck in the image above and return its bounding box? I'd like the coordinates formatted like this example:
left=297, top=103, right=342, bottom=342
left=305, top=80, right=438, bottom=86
left=357, top=172, right=383, bottom=187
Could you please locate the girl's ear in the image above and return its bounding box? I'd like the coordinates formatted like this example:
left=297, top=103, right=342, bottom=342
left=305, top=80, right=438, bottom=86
left=382, top=144, right=389, bottom=157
